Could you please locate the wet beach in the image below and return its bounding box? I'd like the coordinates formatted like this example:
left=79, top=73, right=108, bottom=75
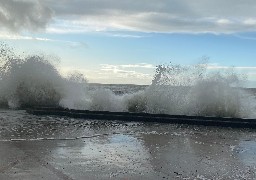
left=1, top=110, right=256, bottom=179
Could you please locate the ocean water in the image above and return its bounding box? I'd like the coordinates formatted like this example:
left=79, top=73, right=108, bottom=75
left=1, top=44, right=256, bottom=179
left=0, top=44, right=256, bottom=118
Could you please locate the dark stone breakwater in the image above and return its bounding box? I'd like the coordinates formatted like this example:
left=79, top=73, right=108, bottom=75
left=27, top=107, right=256, bottom=129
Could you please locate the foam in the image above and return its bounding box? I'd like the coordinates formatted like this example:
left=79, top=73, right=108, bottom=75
left=0, top=44, right=255, bottom=118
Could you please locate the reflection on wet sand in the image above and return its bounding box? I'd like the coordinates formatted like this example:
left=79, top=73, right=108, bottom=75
left=139, top=125, right=256, bottom=179
left=0, top=110, right=256, bottom=179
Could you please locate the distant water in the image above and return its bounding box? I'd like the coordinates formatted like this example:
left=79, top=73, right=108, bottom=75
left=88, top=83, right=148, bottom=95
left=0, top=43, right=256, bottom=118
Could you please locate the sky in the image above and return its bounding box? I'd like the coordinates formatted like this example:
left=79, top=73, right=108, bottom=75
left=0, top=0, right=256, bottom=85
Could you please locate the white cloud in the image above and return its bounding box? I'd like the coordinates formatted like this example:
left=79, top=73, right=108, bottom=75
left=120, top=63, right=155, bottom=68
left=0, top=33, right=87, bottom=48
left=108, top=33, right=145, bottom=38
left=100, top=63, right=155, bottom=70
left=206, top=64, right=256, bottom=82
left=100, top=64, right=153, bottom=84
left=207, top=64, right=256, bottom=70
left=0, top=33, right=51, bottom=41
left=0, top=0, right=52, bottom=32
left=3, top=0, right=256, bottom=34
left=216, top=19, right=233, bottom=25
left=42, top=0, right=256, bottom=34
left=100, top=64, right=154, bottom=77
left=60, top=63, right=256, bottom=85
left=244, top=18, right=256, bottom=26
left=60, top=64, right=154, bottom=85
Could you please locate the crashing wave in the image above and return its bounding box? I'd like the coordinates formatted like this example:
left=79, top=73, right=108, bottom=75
left=0, top=43, right=255, bottom=118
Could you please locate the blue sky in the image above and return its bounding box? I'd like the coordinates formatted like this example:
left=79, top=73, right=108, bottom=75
left=1, top=0, right=256, bottom=85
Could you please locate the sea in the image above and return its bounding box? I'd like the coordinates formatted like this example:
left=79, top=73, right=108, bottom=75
left=1, top=47, right=256, bottom=179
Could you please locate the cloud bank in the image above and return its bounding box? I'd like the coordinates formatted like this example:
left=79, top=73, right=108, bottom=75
left=2, top=0, right=256, bottom=33
left=61, top=63, right=155, bottom=85
left=0, top=0, right=52, bottom=32
left=44, top=0, right=256, bottom=34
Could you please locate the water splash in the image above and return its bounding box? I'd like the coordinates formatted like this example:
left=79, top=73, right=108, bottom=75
left=59, top=71, right=89, bottom=110
left=0, top=44, right=86, bottom=108
left=0, top=43, right=255, bottom=118
left=125, top=62, right=255, bottom=118
left=0, top=50, right=63, bottom=108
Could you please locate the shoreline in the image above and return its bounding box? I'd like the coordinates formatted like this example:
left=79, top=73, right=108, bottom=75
left=27, top=107, right=256, bottom=129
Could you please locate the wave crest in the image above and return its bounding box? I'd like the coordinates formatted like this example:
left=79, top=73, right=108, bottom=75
left=0, top=44, right=255, bottom=118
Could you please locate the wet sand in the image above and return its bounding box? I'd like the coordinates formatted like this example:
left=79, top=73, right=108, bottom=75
left=0, top=110, right=256, bottom=179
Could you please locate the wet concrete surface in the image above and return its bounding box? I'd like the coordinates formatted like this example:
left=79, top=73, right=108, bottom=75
left=0, top=109, right=256, bottom=179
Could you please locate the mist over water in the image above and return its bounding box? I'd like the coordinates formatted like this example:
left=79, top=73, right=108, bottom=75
left=0, top=44, right=255, bottom=118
